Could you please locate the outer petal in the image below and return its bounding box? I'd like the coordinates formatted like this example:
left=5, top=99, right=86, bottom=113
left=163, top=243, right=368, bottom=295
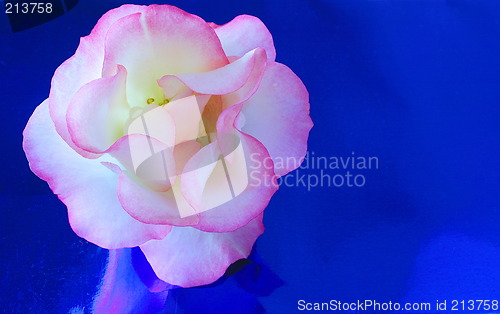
left=180, top=104, right=278, bottom=233
left=214, top=15, right=276, bottom=62
left=238, top=62, right=313, bottom=177
left=22, top=100, right=170, bottom=249
left=102, top=5, right=228, bottom=107
left=140, top=214, right=264, bottom=288
left=49, top=5, right=146, bottom=157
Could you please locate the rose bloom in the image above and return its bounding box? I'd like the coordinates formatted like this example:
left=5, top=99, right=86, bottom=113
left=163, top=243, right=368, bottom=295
left=23, top=4, right=312, bottom=288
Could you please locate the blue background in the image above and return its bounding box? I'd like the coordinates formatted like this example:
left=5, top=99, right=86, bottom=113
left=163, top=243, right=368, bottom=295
left=1, top=0, right=499, bottom=313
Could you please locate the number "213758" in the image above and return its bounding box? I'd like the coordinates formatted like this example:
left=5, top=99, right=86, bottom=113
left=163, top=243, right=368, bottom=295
left=5, top=2, right=53, bottom=14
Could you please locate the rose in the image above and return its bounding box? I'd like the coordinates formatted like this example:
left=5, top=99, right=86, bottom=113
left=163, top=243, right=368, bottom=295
left=23, top=4, right=312, bottom=288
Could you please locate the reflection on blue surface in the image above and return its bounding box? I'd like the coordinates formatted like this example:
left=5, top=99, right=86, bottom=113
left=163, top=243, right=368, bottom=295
left=1, top=0, right=499, bottom=312
left=93, top=248, right=282, bottom=313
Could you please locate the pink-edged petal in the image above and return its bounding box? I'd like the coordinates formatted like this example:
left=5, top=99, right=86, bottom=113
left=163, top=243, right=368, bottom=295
left=66, top=65, right=130, bottom=154
left=102, top=5, right=228, bottom=107
left=140, top=214, right=264, bottom=288
left=180, top=104, right=278, bottom=233
left=221, top=49, right=267, bottom=107
left=89, top=5, right=147, bottom=41
left=23, top=100, right=170, bottom=249
left=48, top=5, right=146, bottom=158
left=157, top=48, right=266, bottom=98
left=214, top=15, right=276, bottom=62
left=238, top=62, right=313, bottom=177
left=116, top=171, right=199, bottom=227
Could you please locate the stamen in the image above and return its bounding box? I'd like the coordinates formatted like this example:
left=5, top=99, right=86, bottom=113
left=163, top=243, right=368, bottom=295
left=146, top=98, right=155, bottom=104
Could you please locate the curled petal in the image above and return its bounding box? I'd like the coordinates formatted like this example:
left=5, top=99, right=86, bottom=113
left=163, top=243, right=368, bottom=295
left=213, top=15, right=276, bottom=62
left=180, top=104, right=278, bottom=233
left=66, top=65, right=130, bottom=154
left=140, top=214, right=265, bottom=288
left=221, top=49, right=267, bottom=108
left=48, top=4, right=146, bottom=158
left=158, top=48, right=267, bottom=104
left=23, top=100, right=170, bottom=249
left=238, top=62, right=313, bottom=176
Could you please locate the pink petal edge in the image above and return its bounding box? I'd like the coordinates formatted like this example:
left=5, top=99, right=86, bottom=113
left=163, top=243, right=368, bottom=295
left=213, top=14, right=276, bottom=62
left=23, top=100, right=170, bottom=249
left=239, top=62, right=313, bottom=177
left=140, top=214, right=264, bottom=288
